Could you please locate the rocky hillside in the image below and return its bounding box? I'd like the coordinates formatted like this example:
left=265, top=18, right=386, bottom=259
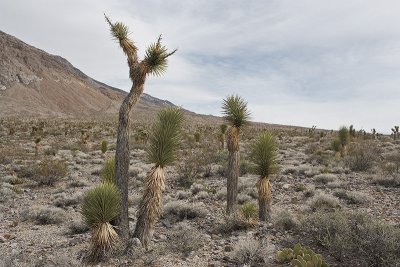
left=0, top=30, right=173, bottom=118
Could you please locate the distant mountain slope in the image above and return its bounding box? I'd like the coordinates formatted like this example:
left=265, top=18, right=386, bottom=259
left=0, top=30, right=174, bottom=118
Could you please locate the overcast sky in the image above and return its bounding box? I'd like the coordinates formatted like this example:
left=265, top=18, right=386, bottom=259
left=1, top=0, right=399, bottom=133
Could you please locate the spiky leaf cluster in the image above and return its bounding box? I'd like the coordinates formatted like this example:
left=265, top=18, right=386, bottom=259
left=143, top=38, right=176, bottom=76
left=220, top=124, right=228, bottom=134
left=251, top=132, right=278, bottom=177
left=81, top=183, right=120, bottom=228
left=107, top=17, right=129, bottom=41
left=147, top=107, right=184, bottom=167
left=222, top=95, right=251, bottom=128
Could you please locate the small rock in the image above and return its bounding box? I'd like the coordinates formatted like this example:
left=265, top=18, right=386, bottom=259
left=282, top=184, right=291, bottom=190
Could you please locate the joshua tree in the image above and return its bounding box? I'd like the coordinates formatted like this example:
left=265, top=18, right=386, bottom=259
left=349, top=125, right=356, bottom=138
left=222, top=95, right=250, bottom=215
left=219, top=124, right=228, bottom=150
left=81, top=182, right=120, bottom=262
left=251, top=132, right=278, bottom=221
left=338, top=126, right=350, bottom=157
left=104, top=15, right=176, bottom=242
left=133, top=107, right=183, bottom=248
left=392, top=126, right=399, bottom=140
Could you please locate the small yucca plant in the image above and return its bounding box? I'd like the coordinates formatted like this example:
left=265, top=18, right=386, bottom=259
left=133, top=107, right=183, bottom=248
left=251, top=132, right=278, bottom=221
left=101, top=140, right=108, bottom=154
left=100, top=157, right=115, bottom=183
left=338, top=126, right=350, bottom=157
left=222, top=95, right=251, bottom=215
left=81, top=182, right=120, bottom=262
left=240, top=201, right=258, bottom=223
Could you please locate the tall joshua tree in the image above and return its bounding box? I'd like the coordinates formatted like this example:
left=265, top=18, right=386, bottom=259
left=133, top=107, right=183, bottom=248
left=222, top=95, right=250, bottom=215
left=104, top=15, right=176, bottom=242
left=251, top=132, right=278, bottom=221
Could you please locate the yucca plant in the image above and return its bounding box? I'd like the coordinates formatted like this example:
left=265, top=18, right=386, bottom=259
left=81, top=182, right=120, bottom=262
left=104, top=14, right=177, bottom=242
left=100, top=156, right=115, bottom=184
left=338, top=126, right=350, bottom=157
left=251, top=132, right=278, bottom=221
left=222, top=95, right=250, bottom=215
left=101, top=140, right=108, bottom=155
left=133, top=107, right=183, bottom=248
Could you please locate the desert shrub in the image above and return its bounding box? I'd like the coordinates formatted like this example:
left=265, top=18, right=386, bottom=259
left=69, top=220, right=89, bottom=234
left=44, top=147, right=57, bottom=156
left=331, top=138, right=341, bottom=152
left=345, top=142, right=378, bottom=171
left=163, top=200, right=207, bottom=221
left=195, top=191, right=209, bottom=200
left=100, top=156, right=115, bottom=183
left=273, top=210, right=299, bottom=231
left=313, top=173, right=337, bottom=184
left=190, top=183, right=204, bottom=195
left=300, top=210, right=400, bottom=266
left=237, top=192, right=252, bottom=204
left=34, top=158, right=67, bottom=185
left=240, top=201, right=258, bottom=222
left=53, top=192, right=82, bottom=208
left=168, top=222, right=205, bottom=256
left=303, top=185, right=315, bottom=198
left=36, top=206, right=66, bottom=225
left=371, top=176, right=400, bottom=187
left=177, top=150, right=202, bottom=188
left=215, top=188, right=227, bottom=200
left=239, top=159, right=252, bottom=176
left=101, top=140, right=108, bottom=154
left=215, top=215, right=254, bottom=234
left=176, top=190, right=190, bottom=200
left=309, top=192, right=340, bottom=211
left=333, top=189, right=370, bottom=204
left=0, top=186, right=15, bottom=202
left=233, top=237, right=268, bottom=266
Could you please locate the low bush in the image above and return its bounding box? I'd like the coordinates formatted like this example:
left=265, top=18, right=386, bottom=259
left=34, top=159, right=68, bottom=186
left=309, top=192, right=341, bottom=211
left=36, top=206, right=66, bottom=225
left=163, top=200, right=207, bottom=221
left=300, top=210, right=400, bottom=266
left=345, top=142, right=379, bottom=171
left=168, top=222, right=205, bottom=256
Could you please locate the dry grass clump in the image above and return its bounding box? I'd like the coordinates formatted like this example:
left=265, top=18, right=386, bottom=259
left=309, top=192, right=341, bottom=211
left=215, top=215, right=255, bottom=234
left=232, top=236, right=269, bottom=266
left=333, top=189, right=370, bottom=204
left=371, top=176, right=400, bottom=187
left=168, top=222, right=205, bottom=256
left=273, top=210, right=299, bottom=231
left=68, top=220, right=89, bottom=235
left=313, top=173, right=337, bottom=184
left=162, top=200, right=207, bottom=221
left=52, top=192, right=82, bottom=208
left=33, top=158, right=68, bottom=186
left=36, top=206, right=67, bottom=225
left=300, top=210, right=400, bottom=266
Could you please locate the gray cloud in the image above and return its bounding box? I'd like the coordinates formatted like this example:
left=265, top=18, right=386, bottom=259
left=1, top=0, right=399, bottom=132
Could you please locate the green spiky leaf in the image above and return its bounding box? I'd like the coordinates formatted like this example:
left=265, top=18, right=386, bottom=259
left=81, top=182, right=120, bottom=228
left=100, top=156, right=115, bottom=184
left=251, top=132, right=278, bottom=177
left=221, top=95, right=251, bottom=128
left=147, top=107, right=184, bottom=167
left=143, top=37, right=176, bottom=76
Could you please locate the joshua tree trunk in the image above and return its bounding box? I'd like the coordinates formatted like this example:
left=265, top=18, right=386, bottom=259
left=257, top=177, right=272, bottom=221
left=114, top=81, right=145, bottom=244
left=133, top=166, right=165, bottom=248
left=226, top=127, right=239, bottom=215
